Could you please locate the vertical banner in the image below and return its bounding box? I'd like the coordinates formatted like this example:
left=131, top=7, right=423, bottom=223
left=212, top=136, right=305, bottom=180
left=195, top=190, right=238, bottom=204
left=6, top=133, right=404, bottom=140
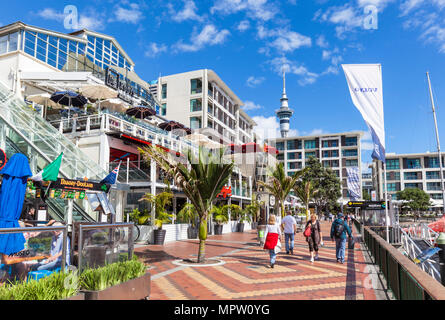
left=346, top=167, right=361, bottom=200
left=342, top=64, right=386, bottom=162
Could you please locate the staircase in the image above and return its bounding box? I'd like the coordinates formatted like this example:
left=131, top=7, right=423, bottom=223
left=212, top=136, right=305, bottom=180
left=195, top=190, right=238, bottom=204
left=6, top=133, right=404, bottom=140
left=0, top=81, right=107, bottom=222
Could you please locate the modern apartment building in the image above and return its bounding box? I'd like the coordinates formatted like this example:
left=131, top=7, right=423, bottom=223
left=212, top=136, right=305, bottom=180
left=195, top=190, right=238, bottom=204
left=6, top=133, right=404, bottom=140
left=362, top=172, right=373, bottom=198
left=372, top=152, right=445, bottom=210
left=266, top=131, right=364, bottom=202
left=150, top=69, right=257, bottom=145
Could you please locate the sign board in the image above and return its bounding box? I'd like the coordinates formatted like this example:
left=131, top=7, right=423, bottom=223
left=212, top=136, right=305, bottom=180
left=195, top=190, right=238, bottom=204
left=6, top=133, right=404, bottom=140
left=347, top=200, right=386, bottom=209
left=50, top=178, right=111, bottom=193
left=371, top=190, right=377, bottom=201
left=37, top=204, right=47, bottom=221
left=270, top=195, right=276, bottom=207
left=0, top=148, right=6, bottom=171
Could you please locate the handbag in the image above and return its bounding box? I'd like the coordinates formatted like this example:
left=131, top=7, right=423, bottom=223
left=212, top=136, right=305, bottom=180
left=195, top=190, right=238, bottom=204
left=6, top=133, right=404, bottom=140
left=274, top=238, right=282, bottom=254
left=303, top=225, right=312, bottom=238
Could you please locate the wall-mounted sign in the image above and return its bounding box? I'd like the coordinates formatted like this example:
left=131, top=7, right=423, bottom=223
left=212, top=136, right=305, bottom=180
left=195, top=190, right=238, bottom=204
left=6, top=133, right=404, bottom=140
left=0, top=148, right=6, bottom=171
left=269, top=195, right=276, bottom=207
left=51, top=178, right=110, bottom=193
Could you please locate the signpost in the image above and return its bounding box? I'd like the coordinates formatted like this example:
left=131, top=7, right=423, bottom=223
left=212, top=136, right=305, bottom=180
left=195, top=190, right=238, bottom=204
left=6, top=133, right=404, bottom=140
left=347, top=200, right=386, bottom=209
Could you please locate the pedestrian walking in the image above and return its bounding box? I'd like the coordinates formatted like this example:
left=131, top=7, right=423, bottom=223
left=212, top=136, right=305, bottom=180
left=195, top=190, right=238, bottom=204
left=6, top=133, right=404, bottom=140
left=263, top=214, right=282, bottom=268
left=329, top=212, right=333, bottom=222
left=304, top=214, right=323, bottom=262
left=281, top=210, right=297, bottom=255
left=330, top=213, right=352, bottom=264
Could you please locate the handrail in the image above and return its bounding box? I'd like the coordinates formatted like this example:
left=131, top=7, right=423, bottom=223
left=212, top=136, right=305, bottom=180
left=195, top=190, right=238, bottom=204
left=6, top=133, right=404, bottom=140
left=364, top=226, right=445, bottom=300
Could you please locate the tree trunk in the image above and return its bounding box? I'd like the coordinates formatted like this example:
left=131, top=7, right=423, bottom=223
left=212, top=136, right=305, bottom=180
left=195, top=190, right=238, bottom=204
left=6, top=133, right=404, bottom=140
left=281, top=202, right=285, bottom=219
left=197, top=216, right=208, bottom=263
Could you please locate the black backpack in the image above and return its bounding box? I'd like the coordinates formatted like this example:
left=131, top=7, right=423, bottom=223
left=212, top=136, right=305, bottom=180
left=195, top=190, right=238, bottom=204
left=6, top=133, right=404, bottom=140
left=334, top=220, right=345, bottom=238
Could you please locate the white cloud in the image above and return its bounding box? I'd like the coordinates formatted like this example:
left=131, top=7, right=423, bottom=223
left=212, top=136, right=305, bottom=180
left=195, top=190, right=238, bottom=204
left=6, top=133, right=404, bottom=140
left=210, top=0, right=278, bottom=21
left=256, top=25, right=312, bottom=53
left=268, top=56, right=319, bottom=86
left=242, top=100, right=263, bottom=111
left=316, top=35, right=329, bottom=48
left=36, top=8, right=65, bottom=21
left=145, top=42, right=168, bottom=58
left=237, top=20, right=250, bottom=32
left=170, top=0, right=204, bottom=22
left=174, top=24, right=230, bottom=52
left=246, top=76, right=265, bottom=87
left=400, top=0, right=425, bottom=15
left=114, top=3, right=144, bottom=24
left=36, top=7, right=105, bottom=30
left=252, top=115, right=298, bottom=141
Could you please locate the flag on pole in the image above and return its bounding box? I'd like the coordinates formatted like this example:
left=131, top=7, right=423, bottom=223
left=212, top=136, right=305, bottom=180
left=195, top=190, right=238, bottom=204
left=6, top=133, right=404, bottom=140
left=342, top=64, right=386, bottom=162
left=346, top=167, right=361, bottom=200
left=32, top=153, right=63, bottom=181
left=101, top=161, right=121, bottom=185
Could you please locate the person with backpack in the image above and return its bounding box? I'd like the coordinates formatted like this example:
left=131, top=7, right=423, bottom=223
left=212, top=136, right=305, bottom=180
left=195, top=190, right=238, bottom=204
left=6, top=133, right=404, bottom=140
left=263, top=214, right=283, bottom=268
left=330, top=212, right=352, bottom=264
left=304, top=214, right=323, bottom=262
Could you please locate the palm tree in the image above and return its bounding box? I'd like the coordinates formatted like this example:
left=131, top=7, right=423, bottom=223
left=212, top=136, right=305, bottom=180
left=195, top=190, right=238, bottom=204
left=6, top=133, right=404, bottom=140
left=176, top=203, right=198, bottom=228
left=139, top=145, right=234, bottom=263
left=139, top=190, right=174, bottom=229
left=258, top=163, right=306, bottom=218
left=294, top=180, right=318, bottom=222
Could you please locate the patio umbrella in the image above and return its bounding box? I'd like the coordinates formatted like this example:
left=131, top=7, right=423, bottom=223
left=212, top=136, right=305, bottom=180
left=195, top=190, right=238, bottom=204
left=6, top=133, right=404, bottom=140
left=158, top=121, right=185, bottom=131
left=0, top=153, right=32, bottom=255
left=50, top=91, right=88, bottom=118
left=100, top=98, right=128, bottom=113
left=27, top=93, right=61, bottom=118
left=126, top=106, right=156, bottom=119
left=79, top=84, right=118, bottom=115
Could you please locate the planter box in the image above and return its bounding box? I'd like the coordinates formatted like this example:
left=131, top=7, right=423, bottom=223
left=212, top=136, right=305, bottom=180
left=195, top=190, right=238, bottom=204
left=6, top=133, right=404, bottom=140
left=187, top=226, right=198, bottom=239
left=82, top=272, right=151, bottom=300
left=153, top=229, right=166, bottom=245
left=214, top=224, right=223, bottom=235
left=64, top=292, right=85, bottom=300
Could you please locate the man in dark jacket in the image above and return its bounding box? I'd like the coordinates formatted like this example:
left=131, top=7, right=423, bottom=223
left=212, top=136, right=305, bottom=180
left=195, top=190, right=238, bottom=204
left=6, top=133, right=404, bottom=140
left=330, top=213, right=352, bottom=264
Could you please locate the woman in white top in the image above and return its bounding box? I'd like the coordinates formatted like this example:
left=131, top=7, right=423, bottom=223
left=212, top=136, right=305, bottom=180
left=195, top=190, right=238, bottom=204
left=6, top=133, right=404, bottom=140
left=263, top=214, right=282, bottom=268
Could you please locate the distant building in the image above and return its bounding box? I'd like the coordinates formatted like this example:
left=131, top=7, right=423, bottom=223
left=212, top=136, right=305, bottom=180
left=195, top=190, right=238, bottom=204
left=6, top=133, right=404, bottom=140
left=372, top=152, right=445, bottom=211
left=362, top=172, right=373, bottom=198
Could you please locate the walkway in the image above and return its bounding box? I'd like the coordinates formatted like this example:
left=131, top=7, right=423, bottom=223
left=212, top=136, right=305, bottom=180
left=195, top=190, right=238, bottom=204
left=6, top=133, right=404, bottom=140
left=135, top=221, right=386, bottom=300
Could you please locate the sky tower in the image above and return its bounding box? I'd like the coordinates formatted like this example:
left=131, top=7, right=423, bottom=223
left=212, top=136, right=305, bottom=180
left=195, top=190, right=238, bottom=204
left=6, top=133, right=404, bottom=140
left=275, top=71, right=294, bottom=138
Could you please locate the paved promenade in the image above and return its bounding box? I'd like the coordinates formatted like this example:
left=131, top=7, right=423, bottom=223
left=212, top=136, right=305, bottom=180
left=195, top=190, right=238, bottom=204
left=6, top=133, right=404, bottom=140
left=135, top=221, right=385, bottom=300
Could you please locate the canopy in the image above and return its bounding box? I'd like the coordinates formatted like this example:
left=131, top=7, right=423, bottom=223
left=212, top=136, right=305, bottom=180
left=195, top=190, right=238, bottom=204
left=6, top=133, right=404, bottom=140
left=158, top=121, right=185, bottom=131
left=0, top=153, right=32, bottom=255
left=27, top=93, right=60, bottom=109
left=50, top=91, right=88, bottom=107
left=100, top=98, right=128, bottom=113
left=79, top=84, right=117, bottom=101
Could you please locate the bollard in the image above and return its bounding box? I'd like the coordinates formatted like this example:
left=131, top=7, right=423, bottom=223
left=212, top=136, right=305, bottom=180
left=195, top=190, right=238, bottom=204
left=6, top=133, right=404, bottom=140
left=437, top=232, right=445, bottom=286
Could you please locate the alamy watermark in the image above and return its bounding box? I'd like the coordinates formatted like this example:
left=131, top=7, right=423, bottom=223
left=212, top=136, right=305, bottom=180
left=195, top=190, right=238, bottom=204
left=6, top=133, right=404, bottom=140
left=363, top=5, right=378, bottom=30
left=63, top=5, right=79, bottom=30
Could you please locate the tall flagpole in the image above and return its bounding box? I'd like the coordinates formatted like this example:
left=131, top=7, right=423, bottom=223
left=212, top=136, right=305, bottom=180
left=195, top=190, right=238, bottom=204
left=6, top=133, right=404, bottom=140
left=426, top=72, right=445, bottom=213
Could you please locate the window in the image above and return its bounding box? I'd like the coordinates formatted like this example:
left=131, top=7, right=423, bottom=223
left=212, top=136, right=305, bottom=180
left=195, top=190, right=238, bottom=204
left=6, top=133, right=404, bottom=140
left=428, top=157, right=441, bottom=168
left=322, top=151, right=329, bottom=158
left=190, top=99, right=202, bottom=112
left=9, top=32, right=18, bottom=52
left=387, top=172, right=400, bottom=181
left=431, top=194, right=443, bottom=200
left=323, top=140, right=338, bottom=148
left=427, top=182, right=442, bottom=191
left=304, top=140, right=316, bottom=149
left=190, top=117, right=201, bottom=129
left=288, top=152, right=301, bottom=160
left=191, top=78, right=202, bottom=94
left=277, top=154, right=284, bottom=161
left=161, top=84, right=167, bottom=99
left=385, top=183, right=396, bottom=192
left=386, top=159, right=400, bottom=170
left=161, top=103, right=166, bottom=116
left=0, top=35, right=7, bottom=54
left=344, top=137, right=357, bottom=146
left=287, top=140, right=301, bottom=150
left=276, top=142, right=284, bottom=151
left=208, top=103, right=213, bottom=114
left=343, top=149, right=358, bottom=157
left=404, top=172, right=420, bottom=180
left=405, top=183, right=421, bottom=189
left=345, top=159, right=358, bottom=167
left=406, top=158, right=421, bottom=169
left=426, top=171, right=441, bottom=180
left=305, top=151, right=316, bottom=159
left=287, top=162, right=301, bottom=170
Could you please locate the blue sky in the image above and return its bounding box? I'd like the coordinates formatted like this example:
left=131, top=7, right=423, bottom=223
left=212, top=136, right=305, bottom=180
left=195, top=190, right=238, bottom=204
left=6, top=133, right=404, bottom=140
left=2, top=0, right=445, bottom=172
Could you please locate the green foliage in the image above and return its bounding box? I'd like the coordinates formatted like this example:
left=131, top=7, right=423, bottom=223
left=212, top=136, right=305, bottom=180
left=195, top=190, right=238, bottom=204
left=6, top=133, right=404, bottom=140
left=27, top=236, right=52, bottom=253
left=294, top=180, right=318, bottom=221
left=396, top=188, right=432, bottom=212
left=210, top=204, right=241, bottom=225
left=299, top=157, right=341, bottom=213
left=79, top=257, right=146, bottom=291
left=176, top=203, right=198, bottom=227
left=129, top=208, right=151, bottom=225
left=140, top=191, right=174, bottom=229
left=0, top=271, right=78, bottom=300
left=258, top=163, right=305, bottom=217
left=362, top=189, right=371, bottom=201
left=243, top=194, right=263, bottom=223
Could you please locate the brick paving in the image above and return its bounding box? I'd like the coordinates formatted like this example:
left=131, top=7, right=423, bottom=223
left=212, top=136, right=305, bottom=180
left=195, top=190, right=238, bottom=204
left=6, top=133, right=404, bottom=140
left=135, top=221, right=381, bottom=300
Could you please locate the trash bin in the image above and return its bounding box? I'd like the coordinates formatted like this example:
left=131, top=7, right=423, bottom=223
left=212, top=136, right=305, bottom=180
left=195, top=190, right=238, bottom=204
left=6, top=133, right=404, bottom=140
left=257, top=225, right=267, bottom=247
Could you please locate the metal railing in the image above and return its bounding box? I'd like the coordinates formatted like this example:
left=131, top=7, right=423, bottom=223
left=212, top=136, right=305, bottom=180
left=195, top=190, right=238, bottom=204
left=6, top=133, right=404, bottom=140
left=77, top=222, right=134, bottom=272
left=405, top=223, right=439, bottom=247
left=363, top=226, right=445, bottom=300
left=0, top=225, right=68, bottom=273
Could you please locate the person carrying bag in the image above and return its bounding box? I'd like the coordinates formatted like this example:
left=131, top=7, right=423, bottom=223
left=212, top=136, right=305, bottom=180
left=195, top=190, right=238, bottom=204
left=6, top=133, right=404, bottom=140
left=263, top=214, right=282, bottom=268
left=305, top=214, right=323, bottom=263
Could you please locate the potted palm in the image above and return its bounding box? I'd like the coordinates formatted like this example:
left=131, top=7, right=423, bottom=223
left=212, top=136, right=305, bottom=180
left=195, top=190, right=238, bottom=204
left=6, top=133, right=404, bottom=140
left=177, top=203, right=198, bottom=239
left=140, top=191, right=173, bottom=245
left=237, top=208, right=252, bottom=232
left=244, top=194, right=263, bottom=230
left=210, top=205, right=230, bottom=235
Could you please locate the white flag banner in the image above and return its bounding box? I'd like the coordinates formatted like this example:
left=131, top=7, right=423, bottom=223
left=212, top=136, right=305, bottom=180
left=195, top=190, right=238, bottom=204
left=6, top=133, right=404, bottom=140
left=346, top=167, right=361, bottom=200
left=342, top=64, right=386, bottom=162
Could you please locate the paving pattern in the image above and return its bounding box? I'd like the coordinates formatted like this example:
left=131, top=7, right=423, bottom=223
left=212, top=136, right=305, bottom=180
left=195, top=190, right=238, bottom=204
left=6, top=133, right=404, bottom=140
left=135, top=221, right=380, bottom=300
